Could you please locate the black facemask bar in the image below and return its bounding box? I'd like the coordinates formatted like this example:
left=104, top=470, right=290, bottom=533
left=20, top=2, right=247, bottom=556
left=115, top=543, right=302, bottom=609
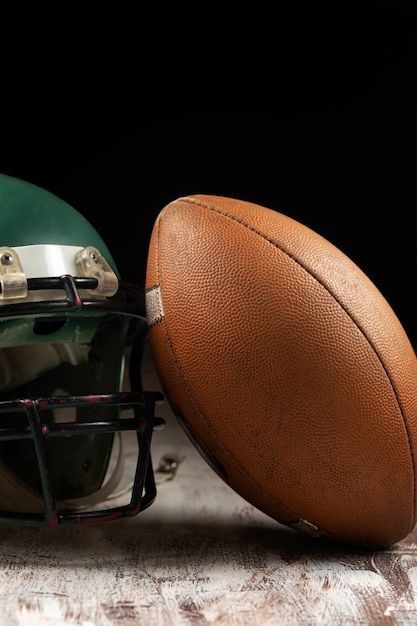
left=0, top=274, right=145, bottom=317
left=0, top=391, right=164, bottom=526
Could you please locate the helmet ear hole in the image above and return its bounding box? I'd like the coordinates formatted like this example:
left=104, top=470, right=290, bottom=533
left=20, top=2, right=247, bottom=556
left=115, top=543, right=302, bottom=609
left=33, top=318, right=67, bottom=335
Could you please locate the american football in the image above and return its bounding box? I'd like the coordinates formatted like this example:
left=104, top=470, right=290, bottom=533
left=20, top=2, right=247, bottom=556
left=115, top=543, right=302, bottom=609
left=145, top=194, right=417, bottom=548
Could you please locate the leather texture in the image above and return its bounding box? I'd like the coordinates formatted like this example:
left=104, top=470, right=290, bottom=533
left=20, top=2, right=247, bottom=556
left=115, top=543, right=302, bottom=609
left=145, top=194, right=417, bottom=548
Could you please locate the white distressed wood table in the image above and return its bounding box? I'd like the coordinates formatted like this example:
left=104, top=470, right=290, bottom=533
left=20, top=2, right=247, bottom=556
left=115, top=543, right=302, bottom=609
left=1, top=341, right=417, bottom=625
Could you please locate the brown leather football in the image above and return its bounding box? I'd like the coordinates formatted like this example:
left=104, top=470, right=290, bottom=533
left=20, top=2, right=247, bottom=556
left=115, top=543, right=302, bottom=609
left=145, top=194, right=417, bottom=548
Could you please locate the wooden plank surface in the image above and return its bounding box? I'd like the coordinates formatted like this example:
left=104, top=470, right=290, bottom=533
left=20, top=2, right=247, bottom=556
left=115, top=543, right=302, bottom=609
left=1, top=342, right=417, bottom=625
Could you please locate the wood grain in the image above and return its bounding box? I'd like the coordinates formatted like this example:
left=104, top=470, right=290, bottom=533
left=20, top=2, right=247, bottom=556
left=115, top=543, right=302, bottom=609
left=1, top=342, right=417, bottom=625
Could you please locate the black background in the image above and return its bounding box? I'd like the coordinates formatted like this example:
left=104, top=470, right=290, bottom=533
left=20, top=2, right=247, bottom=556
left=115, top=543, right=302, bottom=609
left=1, top=4, right=416, bottom=345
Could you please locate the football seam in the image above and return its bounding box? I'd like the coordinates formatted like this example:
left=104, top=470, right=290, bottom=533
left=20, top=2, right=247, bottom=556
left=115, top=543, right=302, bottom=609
left=152, top=211, right=302, bottom=522
left=156, top=284, right=302, bottom=521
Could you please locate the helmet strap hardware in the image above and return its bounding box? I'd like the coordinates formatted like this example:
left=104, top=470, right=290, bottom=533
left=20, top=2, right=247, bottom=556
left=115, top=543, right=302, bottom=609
left=0, top=247, right=28, bottom=300
left=75, top=246, right=119, bottom=298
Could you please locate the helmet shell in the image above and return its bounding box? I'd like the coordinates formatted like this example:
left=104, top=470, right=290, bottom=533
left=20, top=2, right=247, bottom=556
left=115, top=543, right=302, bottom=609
left=0, top=173, right=119, bottom=276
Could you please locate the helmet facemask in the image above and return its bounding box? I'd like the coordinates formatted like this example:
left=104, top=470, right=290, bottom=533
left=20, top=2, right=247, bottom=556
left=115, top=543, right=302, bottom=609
left=0, top=275, right=164, bottom=526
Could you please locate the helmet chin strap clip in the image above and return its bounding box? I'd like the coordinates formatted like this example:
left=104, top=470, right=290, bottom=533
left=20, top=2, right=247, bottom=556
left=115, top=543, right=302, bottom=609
left=75, top=246, right=119, bottom=298
left=0, top=247, right=28, bottom=300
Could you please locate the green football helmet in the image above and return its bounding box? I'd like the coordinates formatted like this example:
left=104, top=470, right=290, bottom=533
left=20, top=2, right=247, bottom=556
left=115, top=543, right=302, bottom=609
left=0, top=173, right=164, bottom=526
